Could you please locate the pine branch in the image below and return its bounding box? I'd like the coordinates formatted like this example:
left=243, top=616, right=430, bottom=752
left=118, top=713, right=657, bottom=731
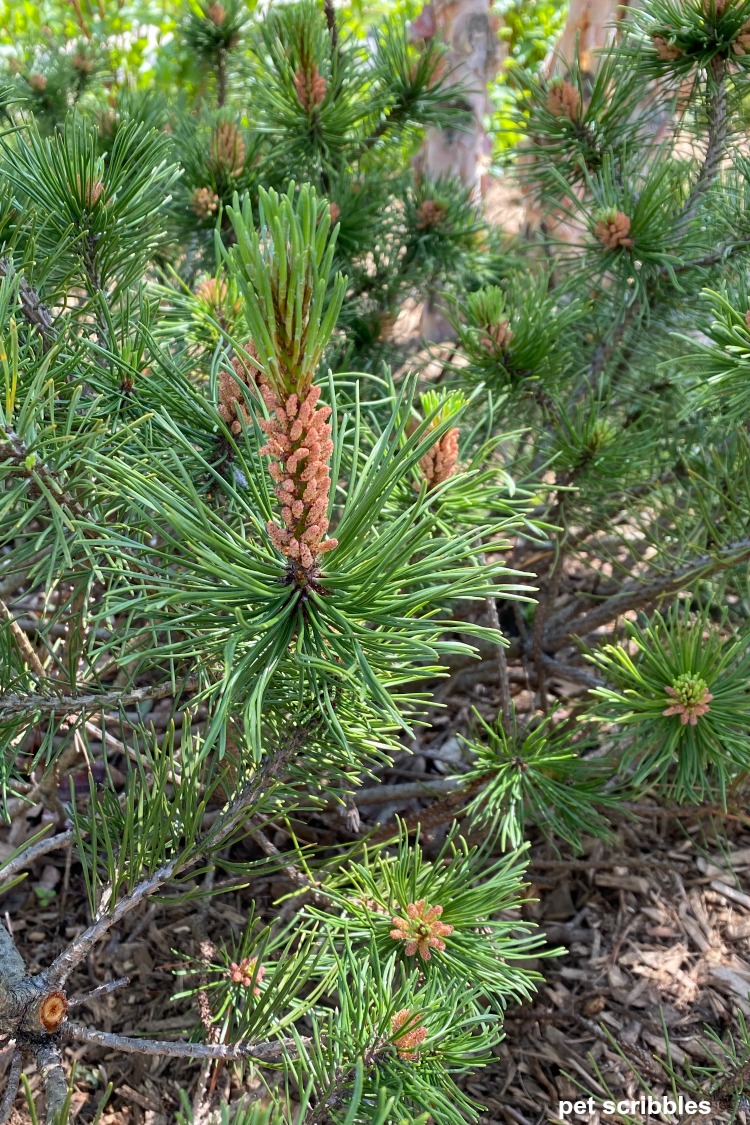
left=81, top=235, right=113, bottom=359
left=0, top=599, right=47, bottom=682
left=250, top=822, right=329, bottom=906
left=45, top=726, right=308, bottom=987
left=0, top=427, right=96, bottom=534
left=0, top=675, right=201, bottom=718
left=368, top=774, right=488, bottom=843
left=0, top=925, right=66, bottom=1047
left=0, top=831, right=73, bottom=887
left=0, top=1048, right=21, bottom=1125
left=678, top=55, right=728, bottom=228
left=585, top=304, right=635, bottom=386
left=323, top=0, right=338, bottom=50
left=303, top=1037, right=389, bottom=1125
left=541, top=655, right=602, bottom=690
left=530, top=488, right=571, bottom=709
left=669, top=239, right=750, bottom=275
left=348, top=777, right=461, bottom=806
left=68, top=977, right=130, bottom=1009
left=35, top=1041, right=68, bottom=1123
left=0, top=924, right=38, bottom=1025
left=65, top=1022, right=302, bottom=1061
left=479, top=553, right=512, bottom=733
left=543, top=537, right=750, bottom=648
left=217, top=47, right=228, bottom=107
left=0, top=259, right=55, bottom=350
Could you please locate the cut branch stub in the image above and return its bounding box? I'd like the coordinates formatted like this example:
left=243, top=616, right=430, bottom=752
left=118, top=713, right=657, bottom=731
left=0, top=925, right=69, bottom=1037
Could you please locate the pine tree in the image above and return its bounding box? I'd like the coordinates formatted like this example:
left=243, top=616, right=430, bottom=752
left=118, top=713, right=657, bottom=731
left=1, top=0, right=750, bottom=1121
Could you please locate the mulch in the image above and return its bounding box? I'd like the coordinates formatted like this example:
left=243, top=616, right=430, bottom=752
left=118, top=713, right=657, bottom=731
left=2, top=710, right=750, bottom=1123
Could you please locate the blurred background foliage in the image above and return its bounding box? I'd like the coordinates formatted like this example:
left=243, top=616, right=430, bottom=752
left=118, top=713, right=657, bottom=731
left=0, top=0, right=567, bottom=154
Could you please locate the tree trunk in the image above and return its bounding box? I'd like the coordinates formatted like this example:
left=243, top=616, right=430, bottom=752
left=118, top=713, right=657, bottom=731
left=411, top=0, right=503, bottom=339
left=412, top=0, right=502, bottom=197
left=542, top=0, right=624, bottom=78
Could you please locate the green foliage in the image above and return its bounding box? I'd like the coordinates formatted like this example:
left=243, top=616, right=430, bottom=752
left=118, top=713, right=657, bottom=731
left=310, top=823, right=547, bottom=1006
left=586, top=606, right=750, bottom=804
left=223, top=184, right=345, bottom=394
left=626, top=0, right=750, bottom=78
left=460, top=708, right=618, bottom=852
left=490, top=0, right=567, bottom=157
left=678, top=284, right=750, bottom=421
left=71, top=720, right=214, bottom=912
left=456, top=274, right=583, bottom=392
left=509, top=50, right=653, bottom=196
left=0, top=114, right=178, bottom=297
left=289, top=939, right=506, bottom=1124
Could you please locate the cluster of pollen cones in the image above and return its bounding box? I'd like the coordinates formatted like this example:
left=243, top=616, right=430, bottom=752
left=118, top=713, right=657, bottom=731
left=259, top=380, right=338, bottom=570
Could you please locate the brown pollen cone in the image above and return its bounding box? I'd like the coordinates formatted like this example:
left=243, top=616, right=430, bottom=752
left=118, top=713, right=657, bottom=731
left=483, top=317, right=512, bottom=353
left=733, top=20, right=750, bottom=53
left=218, top=343, right=259, bottom=435
left=206, top=2, right=226, bottom=24
left=418, top=427, right=459, bottom=489
left=210, top=121, right=245, bottom=177
left=652, top=36, right=682, bottom=60
left=191, top=186, right=220, bottom=218
left=547, top=79, right=581, bottom=120
left=72, top=53, right=93, bottom=73
left=390, top=898, right=453, bottom=959
left=196, top=277, right=240, bottom=330
left=415, top=199, right=446, bottom=230
left=259, top=380, right=338, bottom=571
left=76, top=175, right=104, bottom=208
left=390, top=1009, right=428, bottom=1061
left=196, top=277, right=228, bottom=306
left=227, top=956, right=265, bottom=994
left=593, top=210, right=634, bottom=250
left=294, top=66, right=327, bottom=111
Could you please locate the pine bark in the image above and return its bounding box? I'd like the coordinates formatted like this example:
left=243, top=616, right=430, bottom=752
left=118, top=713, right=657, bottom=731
left=410, top=0, right=503, bottom=339
left=542, top=0, right=624, bottom=77
left=412, top=0, right=502, bottom=197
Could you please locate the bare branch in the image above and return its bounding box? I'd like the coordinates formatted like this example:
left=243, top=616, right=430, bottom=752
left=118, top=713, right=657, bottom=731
left=0, top=675, right=201, bottom=719
left=0, top=831, right=73, bottom=887
left=541, top=655, right=602, bottom=690
left=46, top=863, right=174, bottom=989
left=0, top=1048, right=21, bottom=1125
left=0, top=925, right=30, bottom=1018
left=350, top=777, right=460, bottom=805
left=543, top=538, right=750, bottom=649
left=34, top=1041, right=68, bottom=1124
left=0, top=925, right=70, bottom=1043
left=324, top=0, right=338, bottom=49
left=46, top=728, right=307, bottom=987
left=68, top=977, right=130, bottom=1010
left=65, top=1021, right=303, bottom=1061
